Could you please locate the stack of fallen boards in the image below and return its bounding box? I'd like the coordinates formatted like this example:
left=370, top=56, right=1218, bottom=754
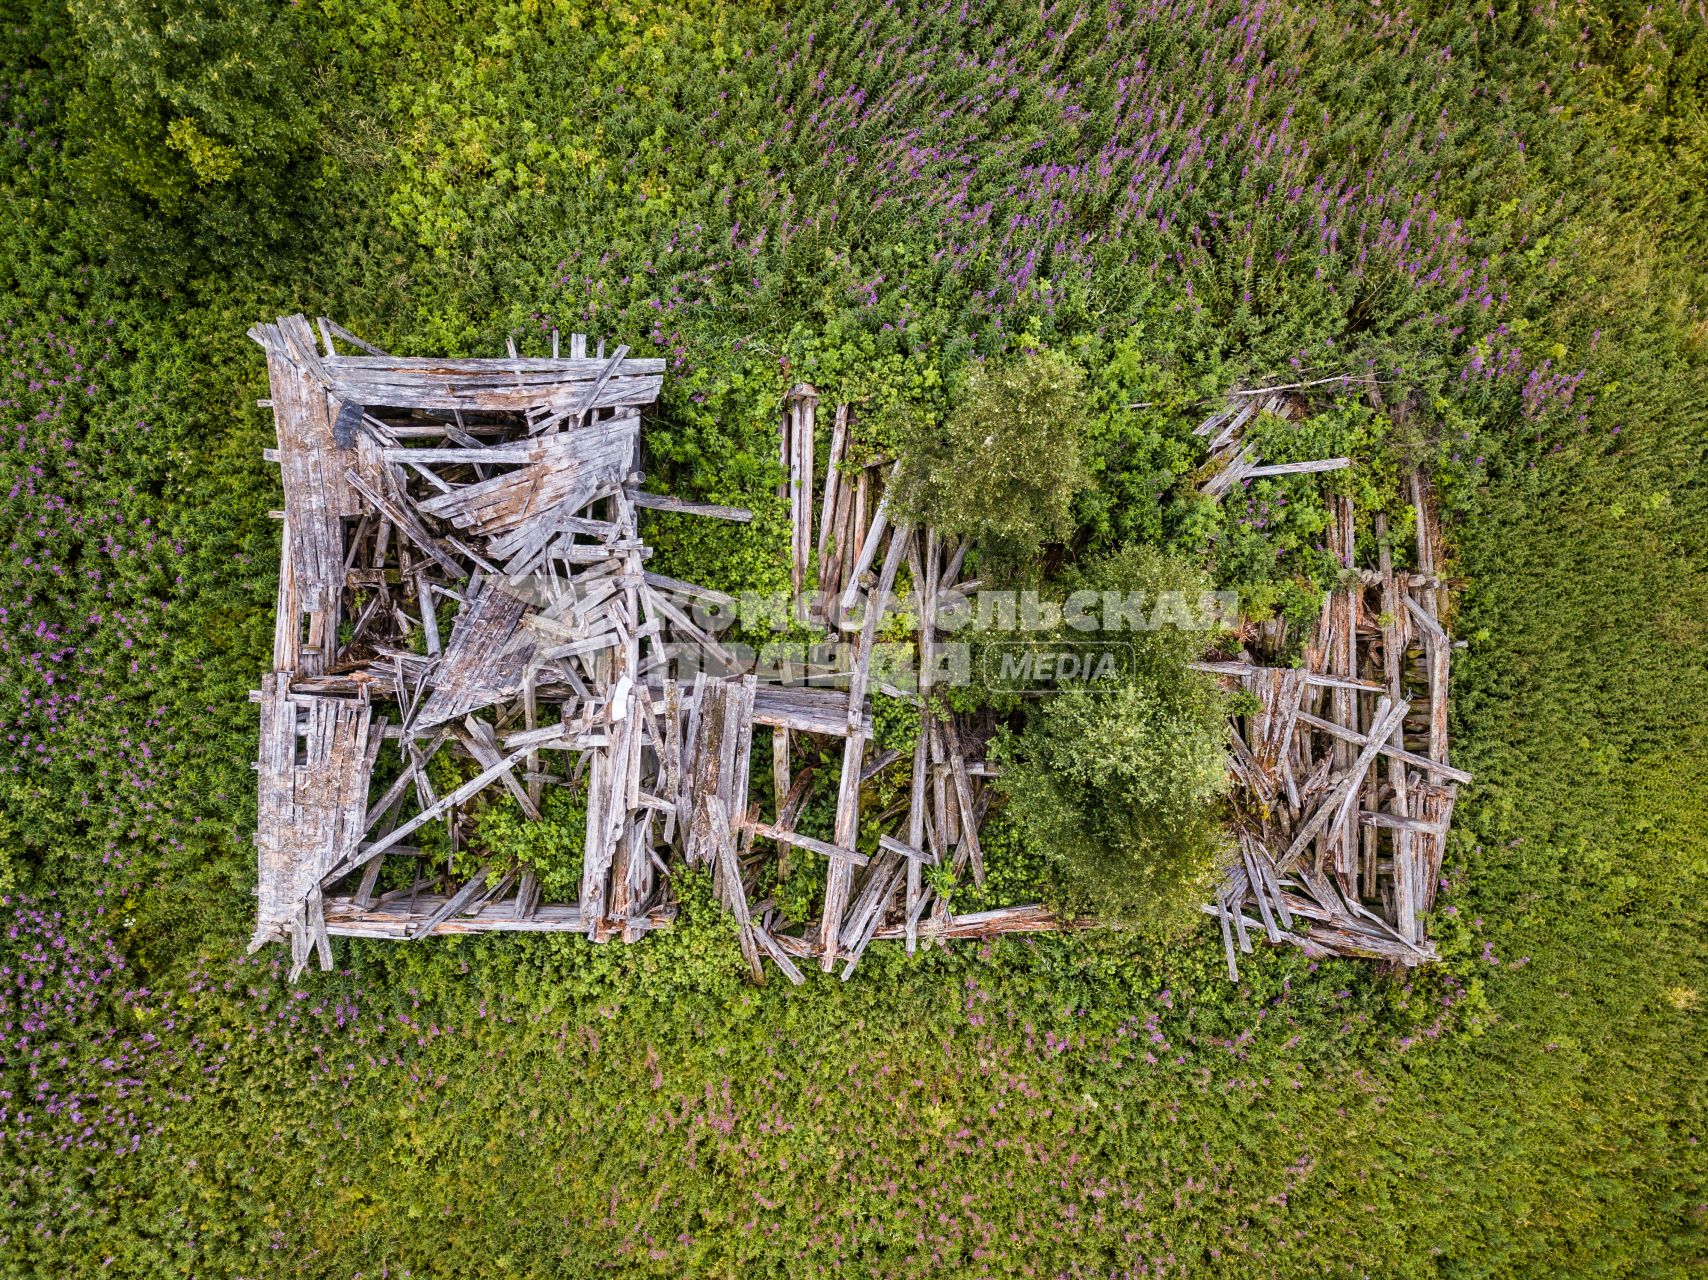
left=250, top=315, right=1030, bottom=984
left=1193, top=391, right=1468, bottom=977
left=251, top=314, right=708, bottom=976
left=255, top=327, right=1465, bottom=985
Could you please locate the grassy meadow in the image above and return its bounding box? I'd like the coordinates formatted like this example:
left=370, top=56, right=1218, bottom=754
left=0, top=1, right=1703, bottom=1274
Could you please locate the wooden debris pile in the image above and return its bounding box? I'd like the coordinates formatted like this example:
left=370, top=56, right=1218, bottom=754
left=1193, top=391, right=1466, bottom=976
left=251, top=328, right=1466, bottom=986
left=701, top=387, right=1015, bottom=983
left=1195, top=388, right=1351, bottom=498
left=250, top=318, right=1024, bottom=982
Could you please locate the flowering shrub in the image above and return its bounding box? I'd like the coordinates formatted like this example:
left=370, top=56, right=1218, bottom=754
left=0, top=895, right=177, bottom=1253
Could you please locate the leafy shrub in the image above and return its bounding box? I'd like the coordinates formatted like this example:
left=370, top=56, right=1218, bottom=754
left=469, top=787, right=587, bottom=903
left=888, top=349, right=1092, bottom=567
left=62, top=0, right=319, bottom=275
left=996, top=547, right=1230, bottom=933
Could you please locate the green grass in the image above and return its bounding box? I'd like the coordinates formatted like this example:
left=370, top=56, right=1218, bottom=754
left=0, top=0, right=1703, bottom=1274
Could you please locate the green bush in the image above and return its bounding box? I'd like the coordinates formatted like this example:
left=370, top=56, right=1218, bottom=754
left=469, top=787, right=587, bottom=903
left=996, top=547, right=1230, bottom=933
left=888, top=348, right=1092, bottom=568
left=62, top=0, right=319, bottom=276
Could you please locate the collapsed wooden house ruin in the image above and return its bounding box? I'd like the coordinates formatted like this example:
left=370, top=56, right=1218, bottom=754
left=248, top=317, right=1006, bottom=983
left=249, top=317, right=1465, bottom=984
left=1191, top=390, right=1467, bottom=978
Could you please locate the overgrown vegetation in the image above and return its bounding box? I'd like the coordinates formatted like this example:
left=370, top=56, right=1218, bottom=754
left=996, top=546, right=1231, bottom=932
left=0, top=0, right=1703, bottom=1274
left=889, top=348, right=1092, bottom=568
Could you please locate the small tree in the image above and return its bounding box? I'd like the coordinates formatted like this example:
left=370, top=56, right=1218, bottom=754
left=63, top=0, right=319, bottom=277
left=888, top=349, right=1091, bottom=566
left=996, top=546, right=1230, bottom=934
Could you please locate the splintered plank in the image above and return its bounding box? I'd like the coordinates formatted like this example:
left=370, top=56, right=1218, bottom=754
left=839, top=854, right=906, bottom=980
left=837, top=466, right=899, bottom=622
left=871, top=904, right=1078, bottom=942
left=316, top=317, right=389, bottom=358
left=456, top=716, right=541, bottom=820
left=532, top=344, right=634, bottom=432
left=1217, top=902, right=1240, bottom=981
left=746, top=824, right=869, bottom=868
left=414, top=582, right=537, bottom=727
left=752, top=921, right=806, bottom=985
left=938, top=713, right=986, bottom=886
left=341, top=466, right=466, bottom=580
left=644, top=586, right=738, bottom=671
left=1243, top=458, right=1350, bottom=478
left=410, top=870, right=515, bottom=940
left=417, top=413, right=639, bottom=539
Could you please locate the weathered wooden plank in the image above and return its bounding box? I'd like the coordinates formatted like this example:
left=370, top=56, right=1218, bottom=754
left=817, top=404, right=849, bottom=580
left=1357, top=810, right=1449, bottom=836
left=1292, top=710, right=1471, bottom=783
left=707, top=798, right=763, bottom=980
left=871, top=904, right=1077, bottom=942
left=456, top=715, right=540, bottom=820
left=746, top=823, right=869, bottom=868
left=904, top=688, right=929, bottom=953
left=1191, top=661, right=1385, bottom=693
left=1242, top=458, right=1351, bottom=478
left=751, top=920, right=806, bottom=985
left=878, top=834, right=937, bottom=865
left=627, top=490, right=753, bottom=522
left=784, top=385, right=817, bottom=603
left=939, top=713, right=986, bottom=886
left=326, top=365, right=661, bottom=416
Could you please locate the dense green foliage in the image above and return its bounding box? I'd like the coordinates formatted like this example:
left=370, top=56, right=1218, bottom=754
left=997, top=547, right=1231, bottom=931
left=890, top=349, right=1092, bottom=567
left=0, top=0, right=1704, bottom=1275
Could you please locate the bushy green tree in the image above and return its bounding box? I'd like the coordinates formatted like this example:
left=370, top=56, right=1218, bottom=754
left=63, top=0, right=319, bottom=276
left=889, top=349, right=1092, bottom=566
left=996, top=546, right=1230, bottom=934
